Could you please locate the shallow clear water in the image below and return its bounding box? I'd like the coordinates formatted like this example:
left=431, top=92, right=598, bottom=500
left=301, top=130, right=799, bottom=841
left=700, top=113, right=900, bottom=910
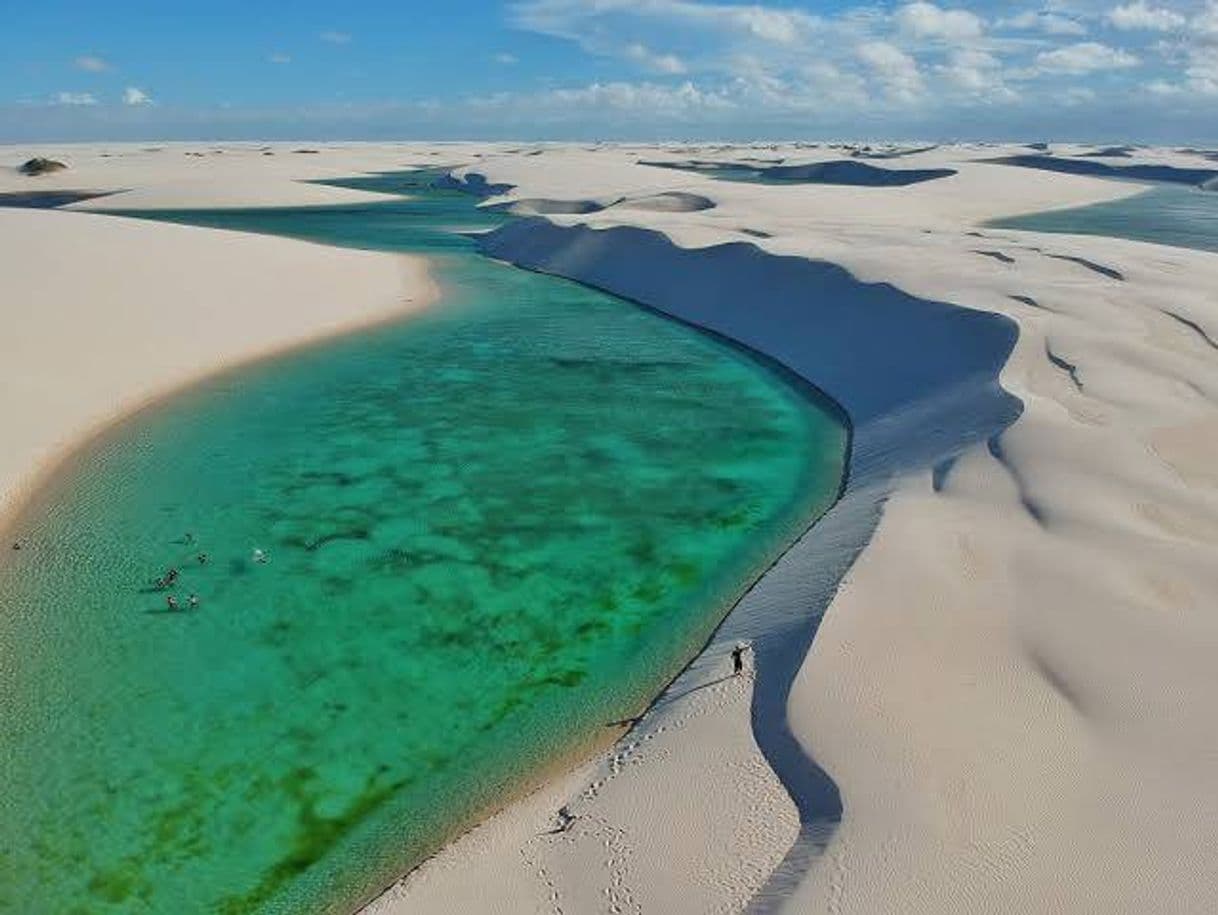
left=0, top=172, right=846, bottom=913
left=991, top=185, right=1218, bottom=253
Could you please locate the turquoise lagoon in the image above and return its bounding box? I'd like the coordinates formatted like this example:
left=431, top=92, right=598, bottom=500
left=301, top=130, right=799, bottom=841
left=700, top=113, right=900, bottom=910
left=992, top=184, right=1218, bottom=254
left=0, top=172, right=847, bottom=914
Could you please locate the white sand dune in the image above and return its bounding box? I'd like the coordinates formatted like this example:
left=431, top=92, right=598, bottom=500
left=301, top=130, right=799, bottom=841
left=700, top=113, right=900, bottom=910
left=370, top=144, right=1218, bottom=915
left=611, top=191, right=716, bottom=212
left=0, top=203, right=434, bottom=527
left=4, top=142, right=1217, bottom=915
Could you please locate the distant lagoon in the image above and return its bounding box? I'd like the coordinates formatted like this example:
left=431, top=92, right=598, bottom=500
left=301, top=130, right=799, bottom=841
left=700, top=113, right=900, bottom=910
left=0, top=172, right=847, bottom=914
left=991, top=184, right=1218, bottom=254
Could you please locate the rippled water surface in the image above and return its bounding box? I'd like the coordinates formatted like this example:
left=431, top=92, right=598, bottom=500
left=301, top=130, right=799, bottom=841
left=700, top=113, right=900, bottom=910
left=0, top=171, right=846, bottom=914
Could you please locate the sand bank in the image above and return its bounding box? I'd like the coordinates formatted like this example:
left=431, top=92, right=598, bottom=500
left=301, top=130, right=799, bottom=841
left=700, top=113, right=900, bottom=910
left=0, top=205, right=435, bottom=528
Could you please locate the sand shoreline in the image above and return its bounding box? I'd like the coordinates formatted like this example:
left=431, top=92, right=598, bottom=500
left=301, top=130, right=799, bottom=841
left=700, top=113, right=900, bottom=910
left=0, top=205, right=438, bottom=541
left=0, top=261, right=439, bottom=544
left=5, top=142, right=1218, bottom=915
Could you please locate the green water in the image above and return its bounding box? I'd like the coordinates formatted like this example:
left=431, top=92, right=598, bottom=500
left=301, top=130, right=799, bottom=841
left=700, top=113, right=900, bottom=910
left=0, top=171, right=846, bottom=914
left=991, top=185, right=1218, bottom=253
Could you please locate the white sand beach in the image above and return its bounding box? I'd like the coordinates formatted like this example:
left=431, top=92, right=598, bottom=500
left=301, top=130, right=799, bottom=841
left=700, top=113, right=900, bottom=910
left=4, top=142, right=1217, bottom=914
left=0, top=149, right=438, bottom=525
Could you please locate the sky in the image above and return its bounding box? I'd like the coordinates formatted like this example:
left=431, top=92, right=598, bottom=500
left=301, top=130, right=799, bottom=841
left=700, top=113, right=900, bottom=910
left=3, top=0, right=1217, bottom=143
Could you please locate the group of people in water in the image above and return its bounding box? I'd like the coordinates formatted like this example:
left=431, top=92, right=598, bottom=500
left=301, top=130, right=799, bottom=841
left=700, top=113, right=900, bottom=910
left=153, top=532, right=269, bottom=612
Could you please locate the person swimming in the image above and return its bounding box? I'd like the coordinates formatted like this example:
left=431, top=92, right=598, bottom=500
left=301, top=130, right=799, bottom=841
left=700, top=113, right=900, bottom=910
left=252, top=548, right=268, bottom=564
left=188, top=594, right=200, bottom=610
left=197, top=552, right=209, bottom=565
left=166, top=595, right=179, bottom=612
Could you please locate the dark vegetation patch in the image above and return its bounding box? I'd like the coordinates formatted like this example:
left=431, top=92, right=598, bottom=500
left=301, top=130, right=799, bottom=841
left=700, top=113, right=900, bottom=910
left=17, top=157, right=66, bottom=176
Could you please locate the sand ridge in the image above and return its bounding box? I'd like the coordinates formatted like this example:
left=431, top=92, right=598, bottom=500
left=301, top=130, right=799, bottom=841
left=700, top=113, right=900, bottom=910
left=373, top=143, right=1218, bottom=915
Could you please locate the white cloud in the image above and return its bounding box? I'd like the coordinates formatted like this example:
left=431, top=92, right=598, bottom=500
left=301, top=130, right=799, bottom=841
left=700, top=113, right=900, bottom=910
left=494, top=0, right=1209, bottom=127
left=269, top=52, right=292, bottom=64
left=1059, top=85, right=1098, bottom=105
left=510, top=0, right=819, bottom=46
left=53, top=91, right=98, bottom=106
left=1107, top=2, right=1186, bottom=31
left=1145, top=77, right=1184, bottom=94
left=895, top=2, right=984, bottom=40
left=797, top=60, right=869, bottom=106
left=74, top=55, right=111, bottom=72
left=710, top=4, right=813, bottom=43
left=1000, top=11, right=1087, bottom=36
left=468, top=79, right=734, bottom=116
left=1187, top=44, right=1218, bottom=94
left=319, top=30, right=352, bottom=44
left=939, top=48, right=1003, bottom=92
left=494, top=52, right=519, bottom=65
left=1194, top=2, right=1218, bottom=39
left=123, top=87, right=153, bottom=106
left=857, top=40, right=924, bottom=100
left=1036, top=41, right=1140, bottom=73
left=624, top=42, right=686, bottom=74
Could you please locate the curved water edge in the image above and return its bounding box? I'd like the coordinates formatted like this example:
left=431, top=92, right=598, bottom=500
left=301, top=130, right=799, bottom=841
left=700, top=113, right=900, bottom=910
left=0, top=177, right=847, bottom=914
left=476, top=215, right=1023, bottom=909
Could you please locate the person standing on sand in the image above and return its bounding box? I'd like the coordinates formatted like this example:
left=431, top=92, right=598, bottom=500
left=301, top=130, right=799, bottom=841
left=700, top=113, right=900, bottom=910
left=731, top=641, right=751, bottom=676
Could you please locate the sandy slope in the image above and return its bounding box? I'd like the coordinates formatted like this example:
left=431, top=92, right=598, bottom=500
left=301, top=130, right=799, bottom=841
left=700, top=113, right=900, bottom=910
left=0, top=205, right=435, bottom=527
left=780, top=230, right=1218, bottom=915
left=362, top=144, right=1218, bottom=914
left=368, top=654, right=797, bottom=915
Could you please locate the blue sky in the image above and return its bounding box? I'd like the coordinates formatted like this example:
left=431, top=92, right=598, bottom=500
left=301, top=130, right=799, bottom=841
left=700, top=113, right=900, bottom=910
left=3, top=0, right=1217, bottom=142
